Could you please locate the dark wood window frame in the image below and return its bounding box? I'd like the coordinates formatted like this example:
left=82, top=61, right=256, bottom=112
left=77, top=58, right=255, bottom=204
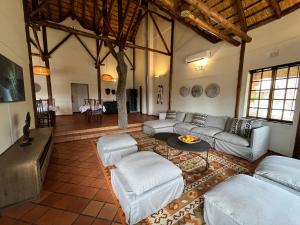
left=247, top=61, right=300, bottom=124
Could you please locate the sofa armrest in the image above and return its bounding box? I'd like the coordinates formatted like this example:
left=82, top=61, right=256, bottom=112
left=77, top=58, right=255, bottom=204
left=159, top=112, right=167, bottom=120
left=250, top=126, right=270, bottom=161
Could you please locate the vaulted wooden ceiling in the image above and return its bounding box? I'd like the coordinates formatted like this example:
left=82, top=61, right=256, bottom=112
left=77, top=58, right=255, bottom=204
left=25, top=0, right=300, bottom=46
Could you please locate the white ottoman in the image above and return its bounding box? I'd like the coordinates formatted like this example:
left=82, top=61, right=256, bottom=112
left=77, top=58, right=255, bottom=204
left=254, top=155, right=300, bottom=196
left=204, top=174, right=300, bottom=225
left=97, top=134, right=138, bottom=166
left=111, top=151, right=184, bottom=225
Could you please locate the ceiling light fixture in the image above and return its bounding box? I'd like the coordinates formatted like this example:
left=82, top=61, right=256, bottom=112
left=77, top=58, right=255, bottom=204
left=180, top=10, right=190, bottom=17
left=101, top=74, right=116, bottom=82
left=33, top=66, right=50, bottom=76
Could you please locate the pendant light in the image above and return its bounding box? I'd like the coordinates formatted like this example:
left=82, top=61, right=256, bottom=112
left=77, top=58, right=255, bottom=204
left=33, top=57, right=50, bottom=76
left=33, top=66, right=50, bottom=76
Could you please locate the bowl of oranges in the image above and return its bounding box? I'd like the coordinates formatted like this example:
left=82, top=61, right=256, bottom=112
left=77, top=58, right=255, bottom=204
left=178, top=135, right=201, bottom=144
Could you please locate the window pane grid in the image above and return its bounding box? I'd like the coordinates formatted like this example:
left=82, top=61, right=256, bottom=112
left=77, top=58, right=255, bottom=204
left=247, top=63, right=300, bottom=122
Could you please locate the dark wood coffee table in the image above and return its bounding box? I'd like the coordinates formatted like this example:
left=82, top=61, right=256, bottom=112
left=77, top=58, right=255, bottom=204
left=153, top=132, right=210, bottom=171
left=167, top=134, right=210, bottom=170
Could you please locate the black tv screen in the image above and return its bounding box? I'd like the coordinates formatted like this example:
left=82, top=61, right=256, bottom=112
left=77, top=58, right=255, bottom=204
left=0, top=53, right=25, bottom=102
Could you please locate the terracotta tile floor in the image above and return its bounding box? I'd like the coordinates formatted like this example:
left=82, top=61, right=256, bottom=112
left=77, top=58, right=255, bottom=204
left=0, top=140, right=123, bottom=225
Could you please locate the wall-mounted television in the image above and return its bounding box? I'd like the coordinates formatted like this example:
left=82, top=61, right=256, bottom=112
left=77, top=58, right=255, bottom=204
left=0, top=53, right=25, bottom=102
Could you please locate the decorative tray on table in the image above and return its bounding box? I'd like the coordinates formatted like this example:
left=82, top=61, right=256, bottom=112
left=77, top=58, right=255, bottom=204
left=178, top=135, right=201, bottom=144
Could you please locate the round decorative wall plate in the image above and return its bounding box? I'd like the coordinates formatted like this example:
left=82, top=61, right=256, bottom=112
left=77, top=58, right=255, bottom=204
left=179, top=86, right=190, bottom=97
left=191, top=85, right=203, bottom=97
left=35, top=83, right=41, bottom=93
left=205, top=83, right=220, bottom=98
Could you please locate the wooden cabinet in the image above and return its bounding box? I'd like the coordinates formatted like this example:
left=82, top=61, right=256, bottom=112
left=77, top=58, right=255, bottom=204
left=0, top=128, right=53, bottom=208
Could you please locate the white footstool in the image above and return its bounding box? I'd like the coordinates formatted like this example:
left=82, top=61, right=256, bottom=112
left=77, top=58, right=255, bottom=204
left=111, top=151, right=184, bottom=225
left=254, top=155, right=300, bottom=196
left=204, top=174, right=300, bottom=225
left=97, top=134, right=138, bottom=166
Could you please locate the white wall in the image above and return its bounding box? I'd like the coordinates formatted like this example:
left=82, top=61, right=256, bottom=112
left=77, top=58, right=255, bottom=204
left=240, top=10, right=300, bottom=156
left=135, top=16, right=148, bottom=114
left=33, top=18, right=134, bottom=115
left=135, top=12, right=171, bottom=115
left=170, top=10, right=300, bottom=156
left=0, top=0, right=34, bottom=155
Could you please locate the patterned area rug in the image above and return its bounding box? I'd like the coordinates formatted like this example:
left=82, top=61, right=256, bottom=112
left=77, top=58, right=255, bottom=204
left=99, top=132, right=260, bottom=225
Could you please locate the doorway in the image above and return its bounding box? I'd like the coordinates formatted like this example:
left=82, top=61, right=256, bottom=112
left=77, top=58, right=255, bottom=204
left=71, top=83, right=89, bottom=113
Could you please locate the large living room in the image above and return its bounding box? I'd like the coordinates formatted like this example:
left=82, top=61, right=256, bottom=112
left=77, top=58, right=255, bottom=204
left=1, top=0, right=300, bottom=225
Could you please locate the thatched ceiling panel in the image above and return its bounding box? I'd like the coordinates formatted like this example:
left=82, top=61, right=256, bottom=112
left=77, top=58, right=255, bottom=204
left=25, top=0, right=300, bottom=44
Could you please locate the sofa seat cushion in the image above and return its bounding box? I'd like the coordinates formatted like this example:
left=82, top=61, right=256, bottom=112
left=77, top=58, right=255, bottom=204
left=144, top=119, right=178, bottom=129
left=115, top=151, right=182, bottom=195
left=204, top=174, right=300, bottom=225
left=214, top=132, right=249, bottom=147
left=98, top=134, right=137, bottom=152
left=174, top=122, right=198, bottom=132
left=255, top=155, right=300, bottom=192
left=191, top=127, right=223, bottom=137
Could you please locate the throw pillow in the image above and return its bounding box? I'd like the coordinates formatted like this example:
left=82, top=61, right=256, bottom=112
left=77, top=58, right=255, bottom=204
left=165, top=111, right=176, bottom=120
left=192, top=113, right=207, bottom=127
left=184, top=113, right=194, bottom=123
left=230, top=118, right=264, bottom=138
left=176, top=112, right=186, bottom=122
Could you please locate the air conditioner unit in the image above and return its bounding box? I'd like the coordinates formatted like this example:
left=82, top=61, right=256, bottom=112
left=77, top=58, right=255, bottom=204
left=185, top=50, right=211, bottom=64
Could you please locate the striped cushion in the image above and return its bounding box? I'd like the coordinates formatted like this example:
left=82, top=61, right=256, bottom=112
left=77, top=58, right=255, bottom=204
left=192, top=113, right=207, bottom=127
left=230, top=118, right=263, bottom=138
left=166, top=111, right=176, bottom=120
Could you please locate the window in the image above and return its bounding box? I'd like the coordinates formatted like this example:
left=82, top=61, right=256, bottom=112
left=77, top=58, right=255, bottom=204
left=247, top=62, right=300, bottom=123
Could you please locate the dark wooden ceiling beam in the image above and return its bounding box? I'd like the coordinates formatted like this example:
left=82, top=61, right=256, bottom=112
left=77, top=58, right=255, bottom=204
left=126, top=42, right=170, bottom=55
left=149, top=12, right=170, bottom=53
left=48, top=33, right=73, bottom=56
left=96, top=40, right=104, bottom=66
left=185, top=12, right=240, bottom=46
left=82, top=0, right=87, bottom=26
left=74, top=34, right=97, bottom=61
left=32, top=52, right=41, bottom=57
left=97, top=1, right=117, bottom=38
left=186, top=0, right=251, bottom=42
left=118, top=0, right=130, bottom=41
left=71, top=0, right=75, bottom=19
left=30, top=37, right=39, bottom=50
left=30, top=19, right=170, bottom=57
left=235, top=0, right=247, bottom=31
left=30, top=20, right=116, bottom=42
left=31, top=27, right=45, bottom=60
left=30, top=0, right=49, bottom=18
left=123, top=0, right=141, bottom=43
left=93, top=0, right=97, bottom=31
left=117, top=0, right=123, bottom=42
left=152, top=0, right=240, bottom=46
left=131, top=9, right=143, bottom=42
left=99, top=49, right=113, bottom=65
left=124, top=51, right=134, bottom=69
left=58, top=0, right=62, bottom=21
left=269, top=0, right=282, bottom=18
left=143, top=8, right=172, bottom=22
left=149, top=0, right=220, bottom=44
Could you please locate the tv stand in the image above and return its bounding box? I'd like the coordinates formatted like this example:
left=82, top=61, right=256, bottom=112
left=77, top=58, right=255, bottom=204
left=0, top=128, right=53, bottom=208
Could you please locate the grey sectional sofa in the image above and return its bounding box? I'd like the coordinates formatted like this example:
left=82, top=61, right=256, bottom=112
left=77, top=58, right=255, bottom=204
left=143, top=112, right=270, bottom=161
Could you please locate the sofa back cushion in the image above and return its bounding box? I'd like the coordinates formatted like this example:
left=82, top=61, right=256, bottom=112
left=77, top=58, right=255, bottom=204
left=230, top=118, right=264, bottom=138
left=166, top=111, right=176, bottom=120
left=192, top=113, right=207, bottom=127
left=206, top=116, right=228, bottom=130
left=184, top=113, right=194, bottom=123
left=176, top=112, right=186, bottom=122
